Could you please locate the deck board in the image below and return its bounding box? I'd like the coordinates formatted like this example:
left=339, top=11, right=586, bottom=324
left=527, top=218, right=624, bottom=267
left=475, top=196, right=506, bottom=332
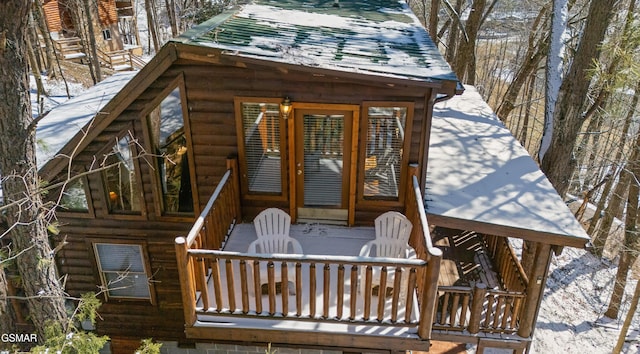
left=432, top=227, right=500, bottom=289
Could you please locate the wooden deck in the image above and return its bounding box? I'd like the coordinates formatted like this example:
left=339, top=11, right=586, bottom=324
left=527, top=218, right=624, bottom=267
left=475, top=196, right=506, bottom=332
left=175, top=162, right=531, bottom=351
left=197, top=223, right=419, bottom=337
left=432, top=228, right=499, bottom=289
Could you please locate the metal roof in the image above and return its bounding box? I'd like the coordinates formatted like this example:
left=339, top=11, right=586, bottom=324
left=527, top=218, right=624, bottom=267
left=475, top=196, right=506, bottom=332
left=175, top=0, right=459, bottom=84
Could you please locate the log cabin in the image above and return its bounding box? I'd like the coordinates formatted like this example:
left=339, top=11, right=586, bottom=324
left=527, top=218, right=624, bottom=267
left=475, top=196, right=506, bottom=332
left=41, top=0, right=140, bottom=54
left=31, top=0, right=590, bottom=353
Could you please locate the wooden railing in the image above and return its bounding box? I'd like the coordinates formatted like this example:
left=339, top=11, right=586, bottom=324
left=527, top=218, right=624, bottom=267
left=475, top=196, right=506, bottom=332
left=433, top=284, right=525, bottom=334
left=485, top=234, right=528, bottom=293
left=176, top=158, right=241, bottom=325
left=96, top=48, right=146, bottom=70
left=404, top=164, right=443, bottom=339
left=480, top=289, right=526, bottom=333
left=186, top=250, right=427, bottom=327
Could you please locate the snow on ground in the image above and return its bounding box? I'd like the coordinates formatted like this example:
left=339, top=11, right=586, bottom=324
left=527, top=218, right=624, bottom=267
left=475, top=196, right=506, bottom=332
left=532, top=247, right=640, bottom=353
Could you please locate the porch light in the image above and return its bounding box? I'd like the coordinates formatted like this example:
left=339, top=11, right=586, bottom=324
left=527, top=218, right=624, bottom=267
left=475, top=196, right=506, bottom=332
left=280, top=97, right=292, bottom=119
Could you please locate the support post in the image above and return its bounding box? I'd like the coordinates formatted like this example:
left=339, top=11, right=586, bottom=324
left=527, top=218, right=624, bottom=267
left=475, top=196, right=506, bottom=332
left=175, top=237, right=197, bottom=326
left=468, top=283, right=487, bottom=334
left=418, top=250, right=441, bottom=339
left=517, top=242, right=551, bottom=338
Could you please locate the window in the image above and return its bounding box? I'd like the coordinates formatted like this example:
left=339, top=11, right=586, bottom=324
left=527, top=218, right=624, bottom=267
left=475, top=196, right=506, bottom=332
left=102, top=29, right=111, bottom=40
left=93, top=242, right=152, bottom=301
left=235, top=98, right=285, bottom=197
left=148, top=87, right=194, bottom=214
left=102, top=134, right=142, bottom=213
left=361, top=104, right=412, bottom=200
left=58, top=178, right=89, bottom=213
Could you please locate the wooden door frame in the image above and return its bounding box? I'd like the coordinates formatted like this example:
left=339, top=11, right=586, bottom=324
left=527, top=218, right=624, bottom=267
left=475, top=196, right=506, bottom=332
left=287, top=103, right=359, bottom=225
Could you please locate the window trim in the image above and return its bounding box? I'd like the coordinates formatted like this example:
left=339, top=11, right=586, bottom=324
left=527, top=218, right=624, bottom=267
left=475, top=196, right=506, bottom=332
left=234, top=96, right=289, bottom=202
left=357, top=102, right=414, bottom=207
left=140, top=75, right=200, bottom=219
left=102, top=29, right=112, bottom=41
left=97, top=125, right=147, bottom=220
left=89, top=238, right=156, bottom=305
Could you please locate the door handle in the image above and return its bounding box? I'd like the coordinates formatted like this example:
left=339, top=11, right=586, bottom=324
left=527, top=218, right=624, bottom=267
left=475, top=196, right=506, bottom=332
left=297, top=169, right=302, bottom=175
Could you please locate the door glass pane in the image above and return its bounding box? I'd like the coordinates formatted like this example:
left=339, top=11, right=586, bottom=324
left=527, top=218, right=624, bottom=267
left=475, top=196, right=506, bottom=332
left=303, top=114, right=344, bottom=207
left=364, top=107, right=407, bottom=199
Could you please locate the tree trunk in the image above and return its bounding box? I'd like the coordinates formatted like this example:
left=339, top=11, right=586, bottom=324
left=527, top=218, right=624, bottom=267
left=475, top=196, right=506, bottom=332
left=82, top=0, right=101, bottom=83
left=146, top=0, right=160, bottom=53
left=445, top=0, right=463, bottom=64
left=586, top=82, right=638, bottom=235
left=540, top=0, right=620, bottom=197
left=592, top=168, right=629, bottom=256
left=428, top=0, right=439, bottom=38
left=604, top=112, right=640, bottom=317
left=0, top=267, right=16, bottom=347
left=453, top=0, right=486, bottom=84
left=166, top=0, right=178, bottom=37
left=32, top=0, right=60, bottom=78
left=0, top=0, right=69, bottom=341
left=496, top=4, right=549, bottom=122
left=613, top=280, right=640, bottom=353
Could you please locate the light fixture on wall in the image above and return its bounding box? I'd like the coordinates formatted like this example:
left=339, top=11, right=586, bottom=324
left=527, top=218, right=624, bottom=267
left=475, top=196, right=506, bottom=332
left=280, top=97, right=292, bottom=119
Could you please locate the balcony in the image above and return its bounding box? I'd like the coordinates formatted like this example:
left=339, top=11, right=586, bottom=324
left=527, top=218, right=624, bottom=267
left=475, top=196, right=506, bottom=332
left=175, top=159, right=530, bottom=352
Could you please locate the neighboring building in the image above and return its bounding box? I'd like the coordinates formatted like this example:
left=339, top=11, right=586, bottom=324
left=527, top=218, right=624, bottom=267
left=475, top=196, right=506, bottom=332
left=41, top=0, right=140, bottom=54
left=31, top=1, right=589, bottom=353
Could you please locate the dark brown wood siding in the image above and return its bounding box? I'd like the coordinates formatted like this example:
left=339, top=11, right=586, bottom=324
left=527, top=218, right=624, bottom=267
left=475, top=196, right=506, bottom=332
left=51, top=46, right=436, bottom=342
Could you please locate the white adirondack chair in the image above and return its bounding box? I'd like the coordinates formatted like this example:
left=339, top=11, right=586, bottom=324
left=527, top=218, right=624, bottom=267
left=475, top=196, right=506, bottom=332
left=248, top=208, right=302, bottom=295
left=359, top=211, right=413, bottom=299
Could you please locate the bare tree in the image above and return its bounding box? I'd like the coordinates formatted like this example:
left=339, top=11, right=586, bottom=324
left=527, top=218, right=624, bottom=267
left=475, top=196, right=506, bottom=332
left=496, top=4, right=550, bottom=121
left=539, top=0, right=621, bottom=197
left=146, top=0, right=160, bottom=53
left=0, top=0, right=69, bottom=341
left=603, top=108, right=640, bottom=317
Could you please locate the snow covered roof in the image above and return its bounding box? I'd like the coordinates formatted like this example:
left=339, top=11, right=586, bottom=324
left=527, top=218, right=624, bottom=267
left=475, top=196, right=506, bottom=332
left=427, top=86, right=590, bottom=248
left=35, top=72, right=136, bottom=170
left=175, top=0, right=458, bottom=84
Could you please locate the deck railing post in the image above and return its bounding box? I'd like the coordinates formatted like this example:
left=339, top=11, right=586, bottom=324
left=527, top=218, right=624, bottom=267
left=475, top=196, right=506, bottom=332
left=418, top=251, right=441, bottom=339
left=468, top=283, right=487, bottom=334
left=175, top=237, right=197, bottom=326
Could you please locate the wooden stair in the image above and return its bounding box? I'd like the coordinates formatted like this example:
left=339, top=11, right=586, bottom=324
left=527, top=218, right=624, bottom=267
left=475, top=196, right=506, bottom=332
left=53, top=37, right=86, bottom=62
left=97, top=48, right=146, bottom=71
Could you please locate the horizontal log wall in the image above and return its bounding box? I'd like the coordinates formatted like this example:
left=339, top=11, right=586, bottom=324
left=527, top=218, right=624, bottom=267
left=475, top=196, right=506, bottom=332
left=51, top=51, right=435, bottom=343
left=175, top=59, right=432, bottom=223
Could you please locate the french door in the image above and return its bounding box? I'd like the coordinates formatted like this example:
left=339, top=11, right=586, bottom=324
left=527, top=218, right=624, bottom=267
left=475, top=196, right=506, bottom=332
left=291, top=106, right=358, bottom=224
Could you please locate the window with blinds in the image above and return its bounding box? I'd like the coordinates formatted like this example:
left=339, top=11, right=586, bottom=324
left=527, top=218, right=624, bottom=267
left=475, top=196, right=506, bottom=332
left=363, top=106, right=409, bottom=199
left=102, top=134, right=142, bottom=213
left=94, top=243, right=152, bottom=301
left=238, top=101, right=283, bottom=195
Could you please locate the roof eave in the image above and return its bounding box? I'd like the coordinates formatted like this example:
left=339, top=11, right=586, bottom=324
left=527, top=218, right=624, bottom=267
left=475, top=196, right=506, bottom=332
left=427, top=213, right=591, bottom=249
left=173, top=42, right=457, bottom=92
